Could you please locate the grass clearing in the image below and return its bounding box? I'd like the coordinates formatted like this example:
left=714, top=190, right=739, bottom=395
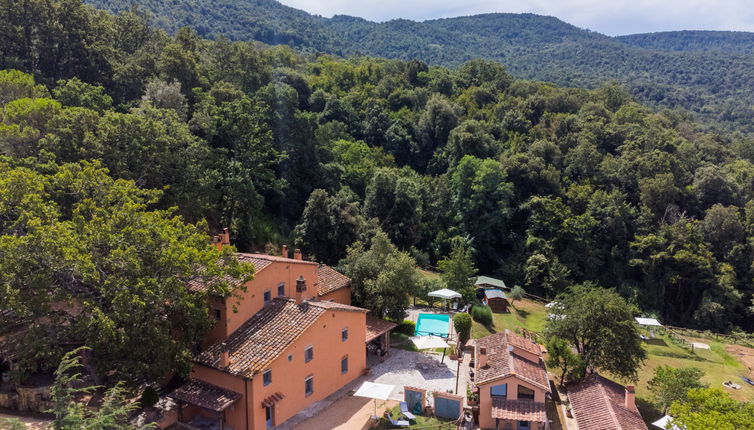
left=470, top=298, right=549, bottom=339
left=375, top=405, right=456, bottom=429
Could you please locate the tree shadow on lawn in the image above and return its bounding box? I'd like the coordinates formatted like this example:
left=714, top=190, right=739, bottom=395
left=651, top=349, right=711, bottom=362
left=643, top=338, right=668, bottom=347
left=636, top=396, right=663, bottom=426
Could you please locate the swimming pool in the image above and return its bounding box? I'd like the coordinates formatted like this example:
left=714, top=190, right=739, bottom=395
left=415, top=313, right=450, bottom=338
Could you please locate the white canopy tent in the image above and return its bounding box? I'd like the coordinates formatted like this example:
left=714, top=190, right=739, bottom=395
left=353, top=381, right=396, bottom=419
left=428, top=288, right=462, bottom=309
left=635, top=317, right=663, bottom=339
left=652, top=415, right=683, bottom=430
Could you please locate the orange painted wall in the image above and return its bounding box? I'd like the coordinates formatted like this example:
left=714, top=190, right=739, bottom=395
left=191, top=309, right=366, bottom=430
left=477, top=376, right=547, bottom=429
left=249, top=308, right=366, bottom=429
left=190, top=365, right=252, bottom=430
left=318, top=286, right=352, bottom=305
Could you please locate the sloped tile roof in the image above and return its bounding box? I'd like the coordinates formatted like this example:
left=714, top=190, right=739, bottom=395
left=475, top=331, right=549, bottom=391
left=491, top=399, right=547, bottom=422
left=308, top=300, right=367, bottom=313
left=243, top=253, right=319, bottom=266
left=505, top=330, right=542, bottom=356
left=365, top=316, right=398, bottom=342
left=568, top=373, right=648, bottom=430
left=187, top=254, right=270, bottom=293
left=195, top=298, right=325, bottom=377
left=168, top=379, right=241, bottom=412
left=316, top=265, right=351, bottom=296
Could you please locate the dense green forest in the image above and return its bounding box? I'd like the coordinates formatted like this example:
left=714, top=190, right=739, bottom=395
left=2, top=0, right=754, bottom=346
left=83, top=0, right=754, bottom=134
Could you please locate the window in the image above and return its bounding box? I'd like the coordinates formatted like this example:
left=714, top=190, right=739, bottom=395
left=341, top=327, right=348, bottom=342
left=305, top=346, right=314, bottom=363
left=518, top=385, right=535, bottom=400
left=490, top=384, right=507, bottom=399
left=341, top=356, right=348, bottom=374
left=263, top=370, right=272, bottom=386
left=518, top=421, right=530, bottom=430
left=304, top=376, right=314, bottom=396
left=277, top=283, right=285, bottom=297
left=288, top=354, right=293, bottom=362
left=263, top=290, right=271, bottom=305
left=213, top=308, right=221, bottom=320
left=296, top=276, right=306, bottom=292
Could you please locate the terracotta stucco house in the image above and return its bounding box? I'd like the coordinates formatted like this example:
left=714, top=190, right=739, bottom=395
left=567, top=373, right=648, bottom=430
left=167, top=234, right=377, bottom=430
left=474, top=330, right=550, bottom=430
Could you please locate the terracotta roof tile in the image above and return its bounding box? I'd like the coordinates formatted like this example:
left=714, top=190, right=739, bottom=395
left=491, top=399, right=547, bottom=422
left=187, top=254, right=269, bottom=293
left=168, top=380, right=241, bottom=412
left=568, top=374, right=648, bottom=430
left=316, top=265, right=351, bottom=296
left=475, top=331, right=549, bottom=391
left=308, top=300, right=367, bottom=313
left=243, top=253, right=319, bottom=266
left=195, top=299, right=325, bottom=377
left=365, top=316, right=398, bottom=342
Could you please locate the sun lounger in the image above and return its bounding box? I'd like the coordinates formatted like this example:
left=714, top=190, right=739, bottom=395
left=386, top=411, right=410, bottom=427
left=723, top=380, right=742, bottom=390
left=741, top=376, right=754, bottom=386
left=400, top=401, right=416, bottom=420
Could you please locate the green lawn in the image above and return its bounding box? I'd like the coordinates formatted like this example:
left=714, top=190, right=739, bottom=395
left=470, top=299, right=549, bottom=339
left=374, top=405, right=456, bottom=429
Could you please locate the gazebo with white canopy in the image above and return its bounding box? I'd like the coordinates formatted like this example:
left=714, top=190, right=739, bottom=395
left=428, top=288, right=462, bottom=309
left=410, top=334, right=451, bottom=363
left=635, top=317, right=663, bottom=339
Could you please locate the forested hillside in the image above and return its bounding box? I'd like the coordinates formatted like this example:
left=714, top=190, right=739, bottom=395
left=2, top=0, right=754, bottom=353
left=84, top=0, right=754, bottom=133
left=617, top=30, right=754, bottom=54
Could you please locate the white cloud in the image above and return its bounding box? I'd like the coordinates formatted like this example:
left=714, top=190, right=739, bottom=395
left=279, top=0, right=754, bottom=35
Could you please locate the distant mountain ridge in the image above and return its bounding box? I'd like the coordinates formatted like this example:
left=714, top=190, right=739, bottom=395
left=85, top=0, right=754, bottom=132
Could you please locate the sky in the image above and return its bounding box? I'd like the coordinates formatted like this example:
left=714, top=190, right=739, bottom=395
left=278, top=0, right=754, bottom=36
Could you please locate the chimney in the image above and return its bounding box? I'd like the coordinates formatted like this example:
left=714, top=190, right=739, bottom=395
left=282, top=245, right=289, bottom=258
left=220, top=342, right=230, bottom=368
left=214, top=228, right=231, bottom=250
left=293, top=248, right=302, bottom=260
left=478, top=347, right=488, bottom=368
left=625, top=385, right=635, bottom=409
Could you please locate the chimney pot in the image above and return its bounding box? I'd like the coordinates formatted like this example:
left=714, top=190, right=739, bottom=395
left=625, top=385, right=636, bottom=410
left=220, top=342, right=230, bottom=368
left=294, top=249, right=302, bottom=260
left=282, top=245, right=289, bottom=258
left=478, top=347, right=488, bottom=368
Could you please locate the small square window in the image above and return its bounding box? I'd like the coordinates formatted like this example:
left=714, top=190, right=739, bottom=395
left=263, top=370, right=272, bottom=386
left=341, top=357, right=348, bottom=374
left=341, top=327, right=348, bottom=342
left=304, top=376, right=314, bottom=396
left=305, top=346, right=314, bottom=363
left=277, top=283, right=285, bottom=297
left=213, top=309, right=221, bottom=320
left=263, top=290, right=271, bottom=305
left=288, top=354, right=293, bottom=362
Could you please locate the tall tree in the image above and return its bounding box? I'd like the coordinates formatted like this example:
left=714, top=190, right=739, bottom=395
left=438, top=237, right=478, bottom=303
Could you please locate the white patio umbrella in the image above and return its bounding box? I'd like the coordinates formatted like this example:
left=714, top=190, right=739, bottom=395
left=428, top=288, right=462, bottom=309
left=410, top=335, right=450, bottom=350
left=411, top=335, right=451, bottom=363
left=353, top=381, right=395, bottom=419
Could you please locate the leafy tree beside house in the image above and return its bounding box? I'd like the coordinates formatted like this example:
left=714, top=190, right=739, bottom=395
left=648, top=366, right=706, bottom=414
left=453, top=312, right=472, bottom=344
left=669, top=388, right=754, bottom=430
left=509, top=285, right=525, bottom=305
left=545, top=336, right=585, bottom=387
left=545, top=283, right=646, bottom=382
left=438, top=237, right=477, bottom=303
left=339, top=230, right=420, bottom=320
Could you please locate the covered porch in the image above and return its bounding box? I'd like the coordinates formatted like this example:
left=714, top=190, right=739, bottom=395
left=168, top=380, right=241, bottom=430
left=365, top=316, right=397, bottom=367
left=491, top=398, right=548, bottom=430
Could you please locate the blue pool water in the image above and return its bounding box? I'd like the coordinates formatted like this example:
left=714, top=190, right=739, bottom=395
left=415, top=313, right=450, bottom=338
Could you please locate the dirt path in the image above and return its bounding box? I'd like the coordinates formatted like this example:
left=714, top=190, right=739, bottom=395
left=0, top=413, right=51, bottom=429
left=726, top=344, right=754, bottom=374
left=291, top=398, right=398, bottom=430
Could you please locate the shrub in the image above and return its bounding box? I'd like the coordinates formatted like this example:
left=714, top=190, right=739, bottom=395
left=140, top=386, right=159, bottom=408
left=454, top=312, right=472, bottom=343
left=471, top=305, right=493, bottom=326
left=396, top=319, right=416, bottom=336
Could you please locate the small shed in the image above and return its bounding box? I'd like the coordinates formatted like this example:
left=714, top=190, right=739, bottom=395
left=475, top=276, right=507, bottom=290
left=484, top=289, right=508, bottom=313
